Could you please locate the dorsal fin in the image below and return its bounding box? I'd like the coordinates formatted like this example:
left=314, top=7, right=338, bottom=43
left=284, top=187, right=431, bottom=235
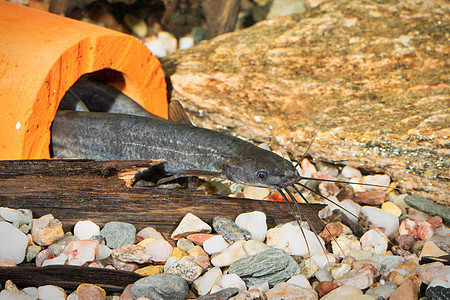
left=168, top=100, right=193, bottom=126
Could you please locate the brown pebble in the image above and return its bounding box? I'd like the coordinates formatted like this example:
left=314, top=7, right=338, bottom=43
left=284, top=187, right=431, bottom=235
left=336, top=185, right=355, bottom=201
left=318, top=181, right=340, bottom=197
left=353, top=190, right=387, bottom=205
left=426, top=216, right=443, bottom=230
left=315, top=281, right=338, bottom=297
left=319, top=222, right=343, bottom=244
left=77, top=283, right=106, bottom=300
left=0, top=258, right=17, bottom=267
left=396, top=234, right=415, bottom=250
left=35, top=249, right=55, bottom=267
left=389, top=279, right=419, bottom=300
left=119, top=284, right=133, bottom=300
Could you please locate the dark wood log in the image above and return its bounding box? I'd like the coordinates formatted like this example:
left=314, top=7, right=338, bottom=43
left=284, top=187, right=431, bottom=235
left=0, top=266, right=143, bottom=292
left=0, top=159, right=325, bottom=236
left=201, top=0, right=240, bottom=38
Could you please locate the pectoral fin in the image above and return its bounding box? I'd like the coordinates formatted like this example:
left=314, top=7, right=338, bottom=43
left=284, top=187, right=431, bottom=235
left=168, top=100, right=193, bottom=126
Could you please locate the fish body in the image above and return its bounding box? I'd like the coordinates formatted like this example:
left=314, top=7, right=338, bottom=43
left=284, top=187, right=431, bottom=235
left=51, top=111, right=299, bottom=188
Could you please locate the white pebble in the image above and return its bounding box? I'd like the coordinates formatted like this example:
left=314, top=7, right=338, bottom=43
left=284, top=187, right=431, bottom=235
left=243, top=239, right=270, bottom=256
left=320, top=285, right=367, bottom=300
left=341, top=166, right=362, bottom=179
left=144, top=239, right=173, bottom=262
left=42, top=254, right=68, bottom=267
left=331, top=234, right=361, bottom=257
left=311, top=253, right=336, bottom=269
left=0, top=207, right=32, bottom=224
left=360, top=229, right=388, bottom=254
left=338, top=200, right=361, bottom=223
left=158, top=31, right=178, bottom=54
left=266, top=222, right=325, bottom=256
left=243, top=187, right=271, bottom=200
left=203, top=235, right=229, bottom=255
left=361, top=206, right=399, bottom=236
left=0, top=222, right=28, bottom=264
left=171, top=213, right=211, bottom=240
left=211, top=240, right=247, bottom=267
left=210, top=274, right=246, bottom=294
left=315, top=268, right=334, bottom=282
left=286, top=274, right=312, bottom=289
left=179, top=35, right=194, bottom=50
left=22, top=287, right=38, bottom=299
left=96, top=244, right=112, bottom=260
left=37, top=285, right=66, bottom=300
left=64, top=240, right=98, bottom=266
left=145, top=38, right=167, bottom=58
left=137, top=227, right=164, bottom=240
left=363, top=174, right=390, bottom=191
left=193, top=267, right=222, bottom=296
left=74, top=220, right=100, bottom=240
left=235, top=211, right=267, bottom=242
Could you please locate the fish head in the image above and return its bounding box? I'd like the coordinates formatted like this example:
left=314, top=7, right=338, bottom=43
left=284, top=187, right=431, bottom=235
left=223, top=145, right=300, bottom=188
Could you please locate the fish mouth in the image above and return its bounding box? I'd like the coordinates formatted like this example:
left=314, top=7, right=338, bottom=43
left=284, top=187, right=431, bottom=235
left=278, top=175, right=302, bottom=188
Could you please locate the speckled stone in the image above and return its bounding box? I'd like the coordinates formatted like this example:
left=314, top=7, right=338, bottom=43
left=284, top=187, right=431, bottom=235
left=228, top=248, right=300, bottom=287
left=212, top=216, right=252, bottom=244
left=111, top=244, right=152, bottom=264
left=131, top=273, right=189, bottom=300
left=77, top=283, right=106, bottom=300
left=166, top=256, right=203, bottom=283
left=266, top=282, right=318, bottom=300
left=196, top=287, right=239, bottom=300
left=100, top=222, right=136, bottom=249
left=31, top=214, right=64, bottom=246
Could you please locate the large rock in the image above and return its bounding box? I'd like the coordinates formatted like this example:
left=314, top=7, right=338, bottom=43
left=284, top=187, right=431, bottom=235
left=161, top=0, right=449, bottom=204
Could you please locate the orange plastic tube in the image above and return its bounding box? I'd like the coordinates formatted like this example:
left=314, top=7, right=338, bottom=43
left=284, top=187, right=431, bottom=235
left=0, top=1, right=167, bottom=159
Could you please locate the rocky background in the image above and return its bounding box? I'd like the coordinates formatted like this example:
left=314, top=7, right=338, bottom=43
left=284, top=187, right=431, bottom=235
left=13, top=0, right=449, bottom=204
left=161, top=0, right=449, bottom=204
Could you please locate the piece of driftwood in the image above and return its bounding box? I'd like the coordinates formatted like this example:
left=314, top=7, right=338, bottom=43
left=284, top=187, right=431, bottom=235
left=0, top=159, right=325, bottom=235
left=0, top=265, right=143, bottom=292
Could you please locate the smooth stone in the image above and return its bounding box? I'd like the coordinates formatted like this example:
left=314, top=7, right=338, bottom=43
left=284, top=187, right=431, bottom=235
left=242, top=186, right=270, bottom=200
left=112, top=258, right=138, bottom=272
left=144, top=38, right=166, bottom=58
left=212, top=217, right=252, bottom=244
left=186, top=233, right=216, bottom=246
left=417, top=262, right=450, bottom=285
left=366, top=281, right=397, bottom=299
left=311, top=254, right=336, bottom=269
left=31, top=214, right=64, bottom=246
left=231, top=289, right=266, bottom=300
left=389, top=279, right=420, bottom=300
left=266, top=222, right=325, bottom=256
left=203, top=235, right=229, bottom=254
left=177, top=238, right=195, bottom=252
left=363, top=174, right=390, bottom=191
left=243, top=239, right=270, bottom=256
left=371, top=255, right=405, bottom=275
left=196, top=287, right=239, bottom=300
left=0, top=222, right=28, bottom=263
left=319, top=222, right=344, bottom=244
left=286, top=274, right=312, bottom=289
left=171, top=247, right=188, bottom=259
left=419, top=240, right=448, bottom=259
left=41, top=253, right=67, bottom=267
left=120, top=284, right=133, bottom=300
left=211, top=240, right=247, bottom=267
left=131, top=273, right=189, bottom=300
left=136, top=227, right=164, bottom=240
left=266, top=282, right=318, bottom=300
left=157, top=31, right=177, bottom=55
left=331, top=234, right=361, bottom=257
left=97, top=244, right=112, bottom=260
left=334, top=263, right=378, bottom=290
left=210, top=274, right=246, bottom=293
left=354, top=190, right=388, bottom=205
left=135, top=265, right=164, bottom=276
left=22, top=287, right=38, bottom=299
left=99, top=222, right=136, bottom=249
left=426, top=286, right=450, bottom=300
left=0, top=258, right=16, bottom=266
left=329, top=262, right=350, bottom=279
left=404, top=195, right=450, bottom=224
left=64, top=240, right=98, bottom=266
left=360, top=229, right=388, bottom=254
left=77, top=283, right=106, bottom=299
left=48, top=234, right=78, bottom=256
left=299, top=258, right=320, bottom=279
left=315, top=268, right=334, bottom=282
left=397, top=234, right=416, bottom=250
left=111, top=244, right=151, bottom=264
left=179, top=35, right=194, bottom=50
left=192, top=267, right=222, bottom=296
left=228, top=248, right=300, bottom=287
left=74, top=220, right=100, bottom=240
left=348, top=249, right=373, bottom=261
left=193, top=254, right=212, bottom=270
left=35, top=249, right=55, bottom=267
left=0, top=290, right=35, bottom=300
left=144, top=239, right=173, bottom=262
left=171, top=213, right=212, bottom=240
left=360, top=206, right=399, bottom=237
left=235, top=211, right=267, bottom=242
left=341, top=166, right=362, bottom=179
left=37, top=285, right=66, bottom=300
left=166, top=256, right=203, bottom=283
left=315, top=281, right=338, bottom=298
left=187, top=245, right=209, bottom=258
left=320, top=285, right=367, bottom=300
left=381, top=201, right=403, bottom=217
left=0, top=207, right=32, bottom=224
left=428, top=275, right=450, bottom=289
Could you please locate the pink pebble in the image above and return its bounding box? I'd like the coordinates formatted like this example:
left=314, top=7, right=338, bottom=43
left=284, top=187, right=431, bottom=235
left=186, top=233, right=216, bottom=246
left=64, top=240, right=99, bottom=266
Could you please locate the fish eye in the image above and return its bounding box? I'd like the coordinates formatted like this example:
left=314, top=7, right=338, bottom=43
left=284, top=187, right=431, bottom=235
left=256, top=170, right=269, bottom=181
